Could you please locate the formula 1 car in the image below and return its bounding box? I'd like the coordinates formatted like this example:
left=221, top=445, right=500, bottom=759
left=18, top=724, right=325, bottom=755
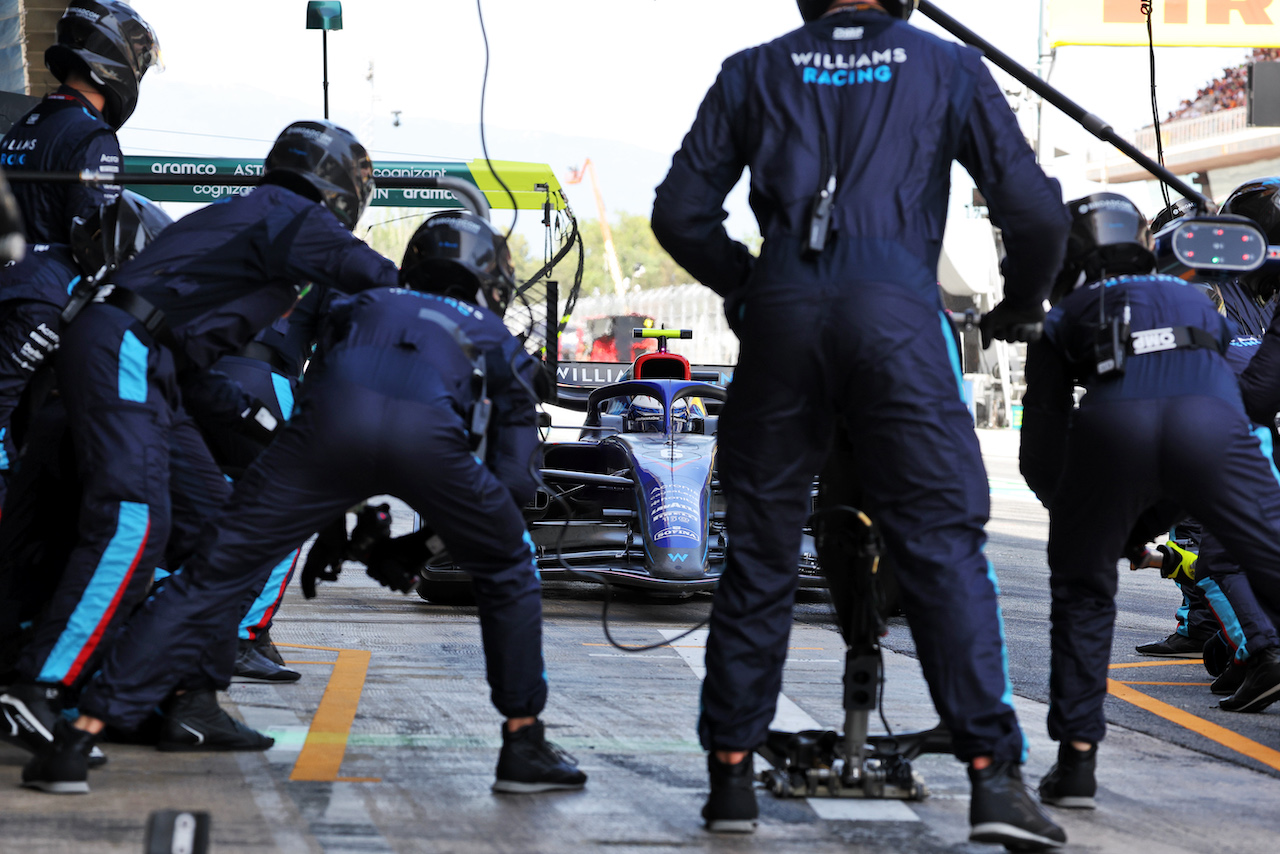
left=416, top=328, right=822, bottom=601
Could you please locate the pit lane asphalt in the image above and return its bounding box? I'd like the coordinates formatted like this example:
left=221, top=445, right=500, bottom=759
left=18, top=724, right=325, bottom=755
left=1, top=429, right=1278, bottom=853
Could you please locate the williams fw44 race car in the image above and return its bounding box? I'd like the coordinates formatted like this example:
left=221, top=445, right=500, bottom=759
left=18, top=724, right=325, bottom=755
left=415, top=328, right=823, bottom=602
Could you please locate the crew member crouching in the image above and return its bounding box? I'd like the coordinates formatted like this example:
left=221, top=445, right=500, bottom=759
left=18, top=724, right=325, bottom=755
left=1020, top=193, right=1280, bottom=811
left=20, top=212, right=587, bottom=797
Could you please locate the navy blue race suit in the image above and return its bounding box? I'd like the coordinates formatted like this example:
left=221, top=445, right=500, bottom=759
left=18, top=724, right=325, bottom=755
left=1165, top=280, right=1276, bottom=648
left=0, top=244, right=81, bottom=507
left=651, top=8, right=1069, bottom=762
left=1021, top=274, right=1280, bottom=746
left=0, top=245, right=80, bottom=664
left=15, top=184, right=398, bottom=690
left=200, top=288, right=330, bottom=642
left=78, top=288, right=547, bottom=729
left=0, top=87, right=121, bottom=244
left=1173, top=324, right=1280, bottom=668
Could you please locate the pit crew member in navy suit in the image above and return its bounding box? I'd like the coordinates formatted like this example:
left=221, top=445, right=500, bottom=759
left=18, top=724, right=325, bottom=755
left=1, top=1, right=160, bottom=244
left=0, top=192, right=169, bottom=767
left=21, top=212, right=588, bottom=798
left=1135, top=187, right=1279, bottom=663
left=650, top=1, right=1069, bottom=847
left=202, top=286, right=330, bottom=684
left=0, top=121, right=398, bottom=776
left=1020, top=194, right=1280, bottom=812
left=0, top=244, right=80, bottom=508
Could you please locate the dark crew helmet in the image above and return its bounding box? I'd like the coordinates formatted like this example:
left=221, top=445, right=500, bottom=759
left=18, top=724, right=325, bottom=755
left=69, top=190, right=173, bottom=279
left=1151, top=197, right=1203, bottom=233
left=797, top=0, right=916, bottom=22
left=262, top=121, right=375, bottom=231
left=1220, top=177, right=1280, bottom=305
left=1051, top=193, right=1155, bottom=304
left=45, top=1, right=162, bottom=130
left=399, top=211, right=516, bottom=316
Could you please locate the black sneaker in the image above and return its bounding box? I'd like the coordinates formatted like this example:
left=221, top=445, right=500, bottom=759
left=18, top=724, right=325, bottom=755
left=1, top=682, right=107, bottom=767
left=254, top=629, right=287, bottom=667
left=21, top=719, right=95, bottom=794
left=156, top=689, right=275, bottom=752
left=233, top=641, right=301, bottom=683
left=1219, top=647, right=1280, bottom=713
left=1211, top=664, right=1246, bottom=696
left=1038, top=743, right=1097, bottom=809
left=1135, top=633, right=1207, bottom=658
left=969, top=761, right=1066, bottom=851
left=702, top=753, right=758, bottom=833
left=492, top=720, right=587, bottom=793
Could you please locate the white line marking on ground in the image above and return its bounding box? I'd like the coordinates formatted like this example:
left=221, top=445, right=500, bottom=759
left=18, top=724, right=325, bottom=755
left=806, top=799, right=920, bottom=822
left=657, top=629, right=823, bottom=731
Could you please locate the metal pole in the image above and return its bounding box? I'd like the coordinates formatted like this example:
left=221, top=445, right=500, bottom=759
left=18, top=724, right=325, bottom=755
left=917, top=0, right=1212, bottom=213
left=1035, top=0, right=1047, bottom=163
left=322, top=30, right=330, bottom=120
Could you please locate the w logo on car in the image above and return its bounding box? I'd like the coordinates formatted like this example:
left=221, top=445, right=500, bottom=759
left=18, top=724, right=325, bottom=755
left=670, top=554, right=689, bottom=563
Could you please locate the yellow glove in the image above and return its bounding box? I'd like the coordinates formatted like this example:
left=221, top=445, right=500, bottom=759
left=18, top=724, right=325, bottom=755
left=1156, top=541, right=1197, bottom=584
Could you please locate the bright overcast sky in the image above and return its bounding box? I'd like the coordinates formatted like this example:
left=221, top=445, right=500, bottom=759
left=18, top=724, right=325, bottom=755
left=118, top=1, right=1254, bottom=235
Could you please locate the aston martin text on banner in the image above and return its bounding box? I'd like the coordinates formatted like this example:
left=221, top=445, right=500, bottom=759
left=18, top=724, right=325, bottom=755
left=1049, top=0, right=1280, bottom=48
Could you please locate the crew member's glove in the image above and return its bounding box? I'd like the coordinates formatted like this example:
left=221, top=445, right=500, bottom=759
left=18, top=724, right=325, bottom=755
left=980, top=300, right=1045, bottom=349
left=237, top=398, right=280, bottom=444
left=364, top=528, right=445, bottom=594
left=301, top=504, right=396, bottom=598
left=1155, top=541, right=1198, bottom=584
left=301, top=516, right=351, bottom=599
left=348, top=503, right=392, bottom=563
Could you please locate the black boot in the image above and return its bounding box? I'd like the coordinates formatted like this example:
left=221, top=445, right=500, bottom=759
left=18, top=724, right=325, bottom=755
left=21, top=719, right=96, bottom=794
left=1134, top=632, right=1206, bottom=658
left=1219, top=647, right=1280, bottom=713
left=1211, top=664, right=1246, bottom=696
left=233, top=640, right=301, bottom=683
left=969, top=761, right=1066, bottom=850
left=1038, top=743, right=1097, bottom=809
left=156, top=689, right=275, bottom=751
left=492, top=720, right=587, bottom=793
left=1, top=682, right=107, bottom=767
left=702, top=752, right=758, bottom=833
left=254, top=628, right=287, bottom=667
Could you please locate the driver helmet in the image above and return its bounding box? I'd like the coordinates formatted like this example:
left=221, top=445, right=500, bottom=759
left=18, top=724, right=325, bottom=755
left=1220, top=177, right=1280, bottom=306
left=399, top=211, right=516, bottom=315
left=625, top=396, right=694, bottom=433
left=45, top=1, right=162, bottom=130
left=69, top=189, right=172, bottom=279
left=263, top=120, right=375, bottom=231
left=797, top=0, right=916, bottom=22
left=1051, top=193, right=1154, bottom=304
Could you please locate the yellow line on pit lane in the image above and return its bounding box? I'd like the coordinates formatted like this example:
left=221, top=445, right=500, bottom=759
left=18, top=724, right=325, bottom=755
left=1115, top=681, right=1213, bottom=687
left=1108, top=660, right=1204, bottom=669
left=289, top=647, right=378, bottom=783
left=1106, top=678, right=1280, bottom=773
left=275, top=642, right=346, bottom=654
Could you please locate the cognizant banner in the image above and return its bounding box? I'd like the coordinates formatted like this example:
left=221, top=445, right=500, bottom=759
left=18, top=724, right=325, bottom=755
left=122, top=157, right=566, bottom=210
left=1049, top=0, right=1280, bottom=48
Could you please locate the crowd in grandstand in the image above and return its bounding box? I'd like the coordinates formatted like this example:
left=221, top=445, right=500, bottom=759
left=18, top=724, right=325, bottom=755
left=1165, top=48, right=1280, bottom=121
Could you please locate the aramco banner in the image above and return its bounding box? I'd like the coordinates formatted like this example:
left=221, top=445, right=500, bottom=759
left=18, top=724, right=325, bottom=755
left=1049, top=0, right=1280, bottom=47
left=121, top=157, right=566, bottom=210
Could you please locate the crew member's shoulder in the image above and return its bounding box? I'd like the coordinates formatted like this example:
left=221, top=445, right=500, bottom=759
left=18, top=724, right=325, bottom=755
left=43, top=97, right=114, bottom=136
